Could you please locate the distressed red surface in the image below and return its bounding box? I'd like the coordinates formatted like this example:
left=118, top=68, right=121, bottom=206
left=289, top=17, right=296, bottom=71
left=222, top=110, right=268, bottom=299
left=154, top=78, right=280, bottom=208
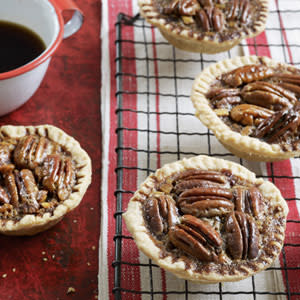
left=0, top=0, right=101, bottom=299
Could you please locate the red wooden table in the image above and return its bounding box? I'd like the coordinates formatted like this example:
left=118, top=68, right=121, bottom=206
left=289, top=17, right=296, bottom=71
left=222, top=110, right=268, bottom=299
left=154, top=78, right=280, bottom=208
left=0, top=1, right=101, bottom=299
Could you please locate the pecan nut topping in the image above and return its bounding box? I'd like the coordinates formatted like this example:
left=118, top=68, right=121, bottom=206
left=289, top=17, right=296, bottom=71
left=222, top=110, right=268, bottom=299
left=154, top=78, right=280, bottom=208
left=206, top=88, right=241, bottom=109
left=227, top=0, right=250, bottom=23
left=176, top=169, right=228, bottom=184
left=0, top=186, right=10, bottom=205
left=230, top=104, right=274, bottom=126
left=178, top=187, right=234, bottom=217
left=198, top=0, right=213, bottom=6
left=163, top=0, right=200, bottom=16
left=174, top=169, right=228, bottom=194
left=15, top=169, right=44, bottom=213
left=221, top=65, right=274, bottom=87
left=144, top=194, right=179, bottom=236
left=196, top=7, right=225, bottom=32
left=0, top=142, right=15, bottom=173
left=14, top=135, right=59, bottom=170
left=175, top=178, right=225, bottom=194
left=233, top=186, right=262, bottom=216
left=272, top=73, right=300, bottom=85
left=270, top=73, right=300, bottom=96
left=0, top=169, right=49, bottom=215
left=225, top=211, right=259, bottom=260
left=35, top=154, right=75, bottom=201
left=253, top=103, right=300, bottom=145
left=241, top=81, right=297, bottom=110
left=169, top=214, right=222, bottom=262
left=173, top=170, right=234, bottom=217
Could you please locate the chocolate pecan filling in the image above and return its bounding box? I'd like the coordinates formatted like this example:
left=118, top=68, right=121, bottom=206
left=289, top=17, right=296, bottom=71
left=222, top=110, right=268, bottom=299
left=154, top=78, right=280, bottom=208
left=206, top=59, right=300, bottom=151
left=140, top=169, right=284, bottom=274
left=152, top=0, right=264, bottom=42
left=0, top=134, right=76, bottom=220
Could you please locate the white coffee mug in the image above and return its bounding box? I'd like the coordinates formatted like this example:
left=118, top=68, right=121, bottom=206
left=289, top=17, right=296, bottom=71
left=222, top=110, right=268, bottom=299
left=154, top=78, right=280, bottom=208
left=0, top=0, right=83, bottom=116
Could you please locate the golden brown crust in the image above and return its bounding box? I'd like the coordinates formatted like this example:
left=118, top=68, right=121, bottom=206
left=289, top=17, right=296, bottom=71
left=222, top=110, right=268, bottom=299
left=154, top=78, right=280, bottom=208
left=191, top=55, right=300, bottom=161
left=123, top=155, right=288, bottom=283
left=138, top=0, right=269, bottom=53
left=0, top=125, right=92, bottom=236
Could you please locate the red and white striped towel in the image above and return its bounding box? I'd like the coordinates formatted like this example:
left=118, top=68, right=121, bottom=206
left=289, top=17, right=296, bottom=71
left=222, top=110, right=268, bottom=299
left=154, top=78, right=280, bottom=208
left=100, top=1, right=300, bottom=299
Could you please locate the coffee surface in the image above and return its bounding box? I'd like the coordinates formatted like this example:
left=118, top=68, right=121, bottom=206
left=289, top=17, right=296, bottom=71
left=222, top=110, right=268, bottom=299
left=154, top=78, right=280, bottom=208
left=0, top=21, right=46, bottom=73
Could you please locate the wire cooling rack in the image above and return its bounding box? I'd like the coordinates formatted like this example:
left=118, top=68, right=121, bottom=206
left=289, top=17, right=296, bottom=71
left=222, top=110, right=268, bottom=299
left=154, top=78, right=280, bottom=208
left=113, top=5, right=300, bottom=300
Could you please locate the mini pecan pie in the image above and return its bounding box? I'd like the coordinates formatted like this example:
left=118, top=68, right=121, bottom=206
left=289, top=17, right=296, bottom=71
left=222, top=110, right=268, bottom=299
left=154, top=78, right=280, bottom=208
left=191, top=56, right=300, bottom=161
left=138, top=0, right=269, bottom=53
left=123, top=155, right=288, bottom=283
left=0, top=125, right=91, bottom=236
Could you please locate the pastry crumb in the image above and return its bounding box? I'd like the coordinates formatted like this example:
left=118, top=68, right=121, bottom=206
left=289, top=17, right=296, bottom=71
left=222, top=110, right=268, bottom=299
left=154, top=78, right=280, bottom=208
left=92, top=246, right=96, bottom=250
left=90, top=207, right=94, bottom=210
left=73, top=219, right=77, bottom=223
left=42, top=257, right=48, bottom=262
left=12, top=268, right=16, bottom=272
left=52, top=254, right=56, bottom=259
left=67, top=287, right=76, bottom=294
left=42, top=251, right=46, bottom=255
left=87, top=262, right=91, bottom=266
left=2, top=274, right=7, bottom=278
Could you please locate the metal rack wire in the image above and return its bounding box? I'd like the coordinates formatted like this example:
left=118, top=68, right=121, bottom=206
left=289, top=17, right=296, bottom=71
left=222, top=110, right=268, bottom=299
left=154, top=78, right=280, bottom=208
left=113, top=6, right=300, bottom=300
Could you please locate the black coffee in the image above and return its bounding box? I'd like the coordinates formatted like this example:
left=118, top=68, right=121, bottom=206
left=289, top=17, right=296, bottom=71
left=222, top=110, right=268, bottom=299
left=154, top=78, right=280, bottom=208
left=0, top=21, right=46, bottom=73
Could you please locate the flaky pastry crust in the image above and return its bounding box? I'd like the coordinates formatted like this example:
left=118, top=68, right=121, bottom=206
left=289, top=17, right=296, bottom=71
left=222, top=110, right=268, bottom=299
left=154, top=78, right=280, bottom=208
left=138, top=0, right=269, bottom=53
left=123, top=155, right=288, bottom=283
left=191, top=55, right=300, bottom=161
left=0, top=125, right=92, bottom=236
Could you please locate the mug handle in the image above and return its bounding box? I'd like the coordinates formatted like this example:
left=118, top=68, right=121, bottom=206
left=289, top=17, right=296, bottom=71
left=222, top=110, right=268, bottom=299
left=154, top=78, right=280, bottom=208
left=52, top=0, right=84, bottom=38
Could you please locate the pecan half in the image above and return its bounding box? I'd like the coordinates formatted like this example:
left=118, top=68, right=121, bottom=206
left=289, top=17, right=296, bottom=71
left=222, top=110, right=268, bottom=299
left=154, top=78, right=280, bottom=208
left=0, top=142, right=14, bottom=173
left=35, top=154, right=75, bottom=201
left=174, top=179, right=225, bottom=194
left=14, top=136, right=59, bottom=170
left=196, top=7, right=224, bottom=32
left=177, top=170, right=228, bottom=184
left=14, top=169, right=42, bottom=213
left=144, top=194, right=179, bottom=236
left=222, top=65, right=275, bottom=87
left=198, top=0, right=213, bottom=6
left=163, top=0, right=200, bottom=16
left=169, top=215, right=222, bottom=262
left=272, top=73, right=300, bottom=96
left=227, top=0, right=250, bottom=23
left=4, top=171, right=19, bottom=207
left=178, top=187, right=234, bottom=217
left=0, top=186, right=10, bottom=205
left=1, top=168, right=48, bottom=210
left=174, top=170, right=228, bottom=194
left=206, top=88, right=241, bottom=101
left=241, top=81, right=297, bottom=110
left=233, top=186, right=262, bottom=217
left=225, top=211, right=259, bottom=260
left=253, top=103, right=300, bottom=144
left=206, top=88, right=241, bottom=109
left=230, top=104, right=274, bottom=126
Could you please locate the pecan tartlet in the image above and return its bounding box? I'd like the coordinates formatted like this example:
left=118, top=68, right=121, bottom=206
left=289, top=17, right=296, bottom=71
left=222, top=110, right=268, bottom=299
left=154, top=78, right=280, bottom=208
left=191, top=56, right=300, bottom=161
left=138, top=0, right=269, bottom=53
left=0, top=125, right=91, bottom=235
left=123, top=155, right=288, bottom=283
